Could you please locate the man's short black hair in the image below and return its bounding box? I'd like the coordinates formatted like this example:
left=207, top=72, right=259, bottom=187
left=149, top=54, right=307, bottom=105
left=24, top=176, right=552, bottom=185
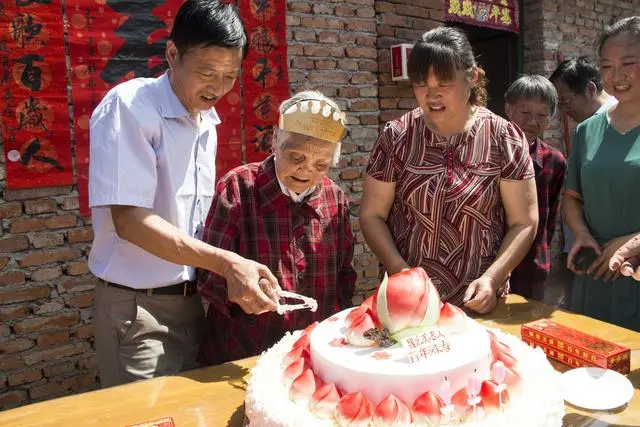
left=170, top=0, right=248, bottom=58
left=549, top=56, right=603, bottom=95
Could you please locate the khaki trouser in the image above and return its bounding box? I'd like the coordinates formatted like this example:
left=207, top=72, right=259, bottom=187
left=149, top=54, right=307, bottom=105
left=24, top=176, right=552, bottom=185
left=93, top=281, right=205, bottom=388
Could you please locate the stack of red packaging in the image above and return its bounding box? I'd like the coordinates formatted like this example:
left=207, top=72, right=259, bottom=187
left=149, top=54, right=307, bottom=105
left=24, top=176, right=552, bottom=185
left=521, top=319, right=630, bottom=374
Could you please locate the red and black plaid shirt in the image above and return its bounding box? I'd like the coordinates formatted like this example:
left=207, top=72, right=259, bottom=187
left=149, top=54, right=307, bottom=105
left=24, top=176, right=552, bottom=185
left=510, top=138, right=566, bottom=299
left=197, top=155, right=357, bottom=365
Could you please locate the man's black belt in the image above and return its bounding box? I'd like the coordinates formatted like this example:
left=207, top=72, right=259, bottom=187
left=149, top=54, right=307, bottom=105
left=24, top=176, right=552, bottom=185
left=104, top=281, right=198, bottom=297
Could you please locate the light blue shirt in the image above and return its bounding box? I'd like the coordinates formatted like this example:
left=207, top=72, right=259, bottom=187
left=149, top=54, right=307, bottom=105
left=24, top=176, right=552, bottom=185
left=88, top=72, right=220, bottom=288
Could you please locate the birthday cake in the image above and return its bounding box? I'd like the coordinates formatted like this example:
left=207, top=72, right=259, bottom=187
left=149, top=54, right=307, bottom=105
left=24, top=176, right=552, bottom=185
left=245, top=268, right=564, bottom=426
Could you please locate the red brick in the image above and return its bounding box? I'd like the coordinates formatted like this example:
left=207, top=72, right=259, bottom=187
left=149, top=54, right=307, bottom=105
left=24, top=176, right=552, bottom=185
left=0, top=286, right=49, bottom=304
left=315, top=59, right=337, bottom=70
left=0, top=257, right=9, bottom=269
left=0, top=354, right=26, bottom=371
left=335, top=5, right=356, bottom=16
left=346, top=47, right=377, bottom=59
left=29, top=232, right=64, bottom=249
left=308, top=71, right=350, bottom=84
left=381, top=14, right=413, bottom=28
left=0, top=235, right=29, bottom=252
left=12, top=312, right=80, bottom=335
left=72, top=324, right=94, bottom=340
left=356, top=35, right=376, bottom=46
left=312, top=3, right=334, bottom=14
left=351, top=73, right=377, bottom=85
left=30, top=266, right=63, bottom=282
left=338, top=32, right=357, bottom=44
left=375, top=1, right=395, bottom=13
left=293, top=30, right=316, bottom=42
left=0, top=304, right=29, bottom=321
left=28, top=380, right=69, bottom=400
left=61, top=196, right=79, bottom=210
left=351, top=99, right=379, bottom=112
left=3, top=186, right=72, bottom=201
left=37, top=330, right=70, bottom=348
left=0, top=202, right=22, bottom=218
left=337, top=58, right=359, bottom=71
left=0, top=390, right=28, bottom=409
left=299, top=17, right=327, bottom=28
left=66, top=372, right=97, bottom=391
left=0, top=338, right=35, bottom=354
left=24, top=199, right=57, bottom=214
left=8, top=368, right=42, bottom=386
left=396, top=4, right=430, bottom=18
left=57, top=275, right=99, bottom=294
left=378, top=24, right=395, bottom=37
left=43, top=361, right=76, bottom=378
left=18, top=247, right=82, bottom=267
left=303, top=45, right=345, bottom=57
left=288, top=1, right=311, bottom=13
left=318, top=31, right=339, bottom=44
left=359, top=87, right=378, bottom=97
left=64, top=292, right=93, bottom=309
left=356, top=7, right=375, bottom=18
left=345, top=21, right=376, bottom=32
left=340, top=168, right=362, bottom=180
left=67, top=227, right=93, bottom=243
left=45, top=215, right=78, bottom=230
left=31, top=299, right=65, bottom=315
left=359, top=114, right=379, bottom=125
left=350, top=127, right=379, bottom=140
left=8, top=218, right=47, bottom=233
left=291, top=57, right=314, bottom=69
left=0, top=271, right=26, bottom=287
left=66, top=261, right=89, bottom=276
left=23, top=342, right=90, bottom=366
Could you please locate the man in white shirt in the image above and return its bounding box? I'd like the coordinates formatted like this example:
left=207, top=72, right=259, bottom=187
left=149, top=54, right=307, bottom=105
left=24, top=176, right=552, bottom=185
left=89, top=0, right=279, bottom=387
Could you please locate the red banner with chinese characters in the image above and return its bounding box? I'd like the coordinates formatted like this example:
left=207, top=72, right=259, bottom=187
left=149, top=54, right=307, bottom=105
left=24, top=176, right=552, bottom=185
left=240, top=0, right=289, bottom=164
left=445, top=0, right=519, bottom=34
left=0, top=0, right=73, bottom=189
left=66, top=0, right=184, bottom=216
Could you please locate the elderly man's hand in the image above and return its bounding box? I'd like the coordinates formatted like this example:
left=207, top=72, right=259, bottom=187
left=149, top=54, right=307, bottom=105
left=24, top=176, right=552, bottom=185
left=609, top=233, right=640, bottom=281
left=222, top=254, right=281, bottom=314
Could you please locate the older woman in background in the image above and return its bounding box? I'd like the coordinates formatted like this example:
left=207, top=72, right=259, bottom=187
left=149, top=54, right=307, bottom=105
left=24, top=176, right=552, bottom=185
left=197, top=91, right=357, bottom=365
left=504, top=75, right=566, bottom=301
left=565, top=16, right=640, bottom=331
left=360, top=27, right=538, bottom=315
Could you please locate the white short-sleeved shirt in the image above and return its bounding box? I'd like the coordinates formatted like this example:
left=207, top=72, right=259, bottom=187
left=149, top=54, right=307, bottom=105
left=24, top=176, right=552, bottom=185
left=88, top=72, right=219, bottom=288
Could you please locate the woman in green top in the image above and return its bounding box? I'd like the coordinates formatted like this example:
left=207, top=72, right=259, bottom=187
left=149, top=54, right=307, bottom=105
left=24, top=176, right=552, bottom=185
left=564, top=16, right=640, bottom=331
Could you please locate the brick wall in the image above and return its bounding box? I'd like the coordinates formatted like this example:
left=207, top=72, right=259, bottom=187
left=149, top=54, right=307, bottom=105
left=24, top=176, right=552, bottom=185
left=0, top=184, right=97, bottom=409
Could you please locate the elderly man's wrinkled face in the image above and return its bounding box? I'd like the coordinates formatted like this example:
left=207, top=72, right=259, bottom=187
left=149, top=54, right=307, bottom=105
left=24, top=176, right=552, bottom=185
left=275, top=132, right=335, bottom=194
left=506, top=98, right=551, bottom=142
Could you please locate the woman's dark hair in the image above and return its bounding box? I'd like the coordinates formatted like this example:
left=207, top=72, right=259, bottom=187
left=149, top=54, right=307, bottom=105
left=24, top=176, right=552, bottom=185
left=170, top=0, right=248, bottom=58
left=597, top=16, right=640, bottom=56
left=407, top=27, right=488, bottom=107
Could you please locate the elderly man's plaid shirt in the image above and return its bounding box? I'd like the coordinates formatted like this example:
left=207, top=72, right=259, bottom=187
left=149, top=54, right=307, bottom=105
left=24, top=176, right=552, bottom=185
left=197, top=155, right=357, bottom=366
left=510, top=138, right=566, bottom=299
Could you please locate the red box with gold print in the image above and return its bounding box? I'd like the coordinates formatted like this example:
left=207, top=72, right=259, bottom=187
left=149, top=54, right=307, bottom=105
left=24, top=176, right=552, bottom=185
left=520, top=319, right=630, bottom=374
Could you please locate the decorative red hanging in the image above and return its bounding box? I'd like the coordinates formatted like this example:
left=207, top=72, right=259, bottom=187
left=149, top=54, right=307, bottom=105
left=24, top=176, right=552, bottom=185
left=445, top=0, right=520, bottom=34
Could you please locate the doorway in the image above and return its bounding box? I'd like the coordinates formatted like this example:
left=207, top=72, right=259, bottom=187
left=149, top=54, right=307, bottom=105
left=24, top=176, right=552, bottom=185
left=446, top=22, right=521, bottom=118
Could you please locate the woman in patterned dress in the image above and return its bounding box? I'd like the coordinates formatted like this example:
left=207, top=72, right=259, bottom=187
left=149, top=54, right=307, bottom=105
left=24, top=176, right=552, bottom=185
left=360, top=27, right=539, bottom=314
left=565, top=17, right=640, bottom=331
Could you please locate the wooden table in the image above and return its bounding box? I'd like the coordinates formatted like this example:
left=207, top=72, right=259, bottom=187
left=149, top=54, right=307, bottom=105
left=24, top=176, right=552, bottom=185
left=0, top=295, right=638, bottom=427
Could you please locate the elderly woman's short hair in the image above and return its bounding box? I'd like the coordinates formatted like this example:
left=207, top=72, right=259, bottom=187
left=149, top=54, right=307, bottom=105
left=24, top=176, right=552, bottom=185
left=274, top=90, right=344, bottom=167
left=504, top=75, right=559, bottom=118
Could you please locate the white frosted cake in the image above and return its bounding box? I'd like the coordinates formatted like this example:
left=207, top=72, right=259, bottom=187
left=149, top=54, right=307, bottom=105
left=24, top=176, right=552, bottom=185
left=245, top=268, right=565, bottom=426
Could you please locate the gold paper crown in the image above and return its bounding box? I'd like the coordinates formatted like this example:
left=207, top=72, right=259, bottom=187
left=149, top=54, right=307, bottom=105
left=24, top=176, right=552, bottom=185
left=278, top=99, right=347, bottom=143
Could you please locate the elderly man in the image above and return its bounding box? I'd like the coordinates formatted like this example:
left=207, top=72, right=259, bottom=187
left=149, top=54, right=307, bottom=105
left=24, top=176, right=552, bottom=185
left=197, top=91, right=357, bottom=366
left=550, top=56, right=617, bottom=123
left=504, top=75, right=567, bottom=301
left=89, top=0, right=279, bottom=387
